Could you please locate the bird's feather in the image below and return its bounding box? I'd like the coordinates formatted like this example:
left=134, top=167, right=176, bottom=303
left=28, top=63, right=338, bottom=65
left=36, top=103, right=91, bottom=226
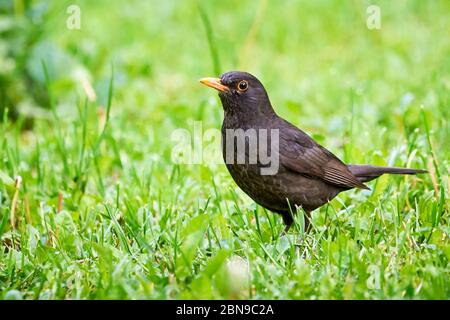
left=278, top=123, right=370, bottom=190
left=348, top=164, right=428, bottom=182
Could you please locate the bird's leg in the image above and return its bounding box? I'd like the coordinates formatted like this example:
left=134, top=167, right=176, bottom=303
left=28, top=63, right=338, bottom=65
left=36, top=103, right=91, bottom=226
left=281, top=222, right=292, bottom=236
left=280, top=211, right=311, bottom=239
left=303, top=212, right=311, bottom=233
left=280, top=213, right=294, bottom=237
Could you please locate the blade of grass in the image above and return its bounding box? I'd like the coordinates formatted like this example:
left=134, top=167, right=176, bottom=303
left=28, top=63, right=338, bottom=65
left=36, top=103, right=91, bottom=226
left=198, top=5, right=221, bottom=75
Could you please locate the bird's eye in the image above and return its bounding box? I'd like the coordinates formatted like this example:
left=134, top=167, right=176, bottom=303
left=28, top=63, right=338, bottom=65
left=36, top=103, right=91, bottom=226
left=237, top=80, right=248, bottom=92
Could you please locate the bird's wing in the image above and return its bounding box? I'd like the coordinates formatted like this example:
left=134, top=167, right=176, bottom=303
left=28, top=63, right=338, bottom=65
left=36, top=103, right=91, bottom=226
left=278, top=127, right=370, bottom=190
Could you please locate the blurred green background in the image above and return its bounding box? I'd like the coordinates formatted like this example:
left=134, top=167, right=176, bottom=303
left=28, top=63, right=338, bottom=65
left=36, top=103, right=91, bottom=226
left=2, top=0, right=449, bottom=133
left=0, top=0, right=448, bottom=299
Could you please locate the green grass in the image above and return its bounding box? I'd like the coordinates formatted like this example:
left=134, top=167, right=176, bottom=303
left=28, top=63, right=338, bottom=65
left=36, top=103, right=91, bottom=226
left=0, top=0, right=449, bottom=299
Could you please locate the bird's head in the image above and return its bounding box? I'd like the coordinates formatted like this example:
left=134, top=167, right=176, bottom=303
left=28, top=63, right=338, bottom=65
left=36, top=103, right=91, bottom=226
left=200, top=71, right=274, bottom=116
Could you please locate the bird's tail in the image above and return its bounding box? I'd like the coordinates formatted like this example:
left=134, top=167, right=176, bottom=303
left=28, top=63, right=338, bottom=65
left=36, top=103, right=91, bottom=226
left=347, top=164, right=427, bottom=183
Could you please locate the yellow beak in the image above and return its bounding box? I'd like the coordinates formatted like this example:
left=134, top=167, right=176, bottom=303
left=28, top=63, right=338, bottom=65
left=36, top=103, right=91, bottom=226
left=199, top=77, right=230, bottom=92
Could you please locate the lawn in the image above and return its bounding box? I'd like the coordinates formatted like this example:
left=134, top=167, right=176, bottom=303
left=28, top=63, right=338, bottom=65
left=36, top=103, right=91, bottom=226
left=0, top=0, right=449, bottom=299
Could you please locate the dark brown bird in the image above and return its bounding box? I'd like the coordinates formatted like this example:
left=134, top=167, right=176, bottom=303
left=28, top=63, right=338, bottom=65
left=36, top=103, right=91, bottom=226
left=200, top=71, right=427, bottom=233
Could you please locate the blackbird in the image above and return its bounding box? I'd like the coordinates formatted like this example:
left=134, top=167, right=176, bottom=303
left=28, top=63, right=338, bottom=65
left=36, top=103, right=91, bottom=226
left=200, top=71, right=427, bottom=233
